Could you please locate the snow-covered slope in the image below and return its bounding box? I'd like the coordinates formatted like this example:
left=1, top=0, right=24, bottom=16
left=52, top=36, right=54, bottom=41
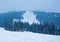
left=21, top=11, right=40, bottom=25
left=0, top=27, right=60, bottom=42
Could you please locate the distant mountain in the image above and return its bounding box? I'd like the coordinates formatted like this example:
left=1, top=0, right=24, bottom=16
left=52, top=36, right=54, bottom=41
left=0, top=11, right=25, bottom=27
left=0, top=11, right=60, bottom=35
left=0, top=11, right=60, bottom=28
left=32, top=11, right=60, bottom=27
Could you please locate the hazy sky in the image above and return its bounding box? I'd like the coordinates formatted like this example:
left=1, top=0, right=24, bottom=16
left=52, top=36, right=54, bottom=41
left=0, top=0, right=60, bottom=13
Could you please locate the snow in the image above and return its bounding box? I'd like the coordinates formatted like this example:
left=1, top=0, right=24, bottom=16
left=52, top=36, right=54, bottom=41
left=21, top=11, right=40, bottom=25
left=13, top=19, right=20, bottom=23
left=13, top=19, right=21, bottom=25
left=0, top=27, right=60, bottom=42
left=13, top=11, right=40, bottom=25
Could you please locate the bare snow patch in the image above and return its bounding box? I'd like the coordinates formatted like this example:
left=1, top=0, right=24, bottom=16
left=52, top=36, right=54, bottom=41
left=21, top=11, right=40, bottom=25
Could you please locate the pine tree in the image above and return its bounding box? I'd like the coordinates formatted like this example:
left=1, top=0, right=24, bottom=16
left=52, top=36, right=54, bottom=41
left=49, top=23, right=55, bottom=35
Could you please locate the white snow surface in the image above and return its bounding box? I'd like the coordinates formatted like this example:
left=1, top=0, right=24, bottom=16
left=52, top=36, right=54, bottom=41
left=21, top=11, right=40, bottom=25
left=0, top=27, right=60, bottom=42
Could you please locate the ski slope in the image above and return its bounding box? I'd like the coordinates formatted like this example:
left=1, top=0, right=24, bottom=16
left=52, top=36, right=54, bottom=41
left=0, top=27, right=60, bottom=42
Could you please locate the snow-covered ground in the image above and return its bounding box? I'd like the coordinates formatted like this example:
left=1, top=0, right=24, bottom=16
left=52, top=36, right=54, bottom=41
left=0, top=27, right=60, bottom=42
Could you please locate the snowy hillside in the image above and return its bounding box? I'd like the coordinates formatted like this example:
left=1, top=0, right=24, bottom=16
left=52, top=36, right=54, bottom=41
left=0, top=11, right=60, bottom=27
left=21, top=11, right=40, bottom=25
left=0, top=11, right=60, bottom=35
left=0, top=27, right=60, bottom=42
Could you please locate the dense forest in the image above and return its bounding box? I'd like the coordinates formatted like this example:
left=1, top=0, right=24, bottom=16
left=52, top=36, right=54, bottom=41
left=4, top=20, right=60, bottom=35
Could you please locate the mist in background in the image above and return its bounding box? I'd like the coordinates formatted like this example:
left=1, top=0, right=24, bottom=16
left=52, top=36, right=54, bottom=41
left=0, top=0, right=60, bottom=13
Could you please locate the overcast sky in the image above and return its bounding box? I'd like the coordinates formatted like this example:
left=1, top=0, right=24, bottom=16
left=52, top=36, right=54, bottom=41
left=0, top=0, right=60, bottom=13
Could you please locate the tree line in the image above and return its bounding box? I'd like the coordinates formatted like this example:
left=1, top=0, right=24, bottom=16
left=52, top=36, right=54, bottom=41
left=4, top=21, right=60, bottom=35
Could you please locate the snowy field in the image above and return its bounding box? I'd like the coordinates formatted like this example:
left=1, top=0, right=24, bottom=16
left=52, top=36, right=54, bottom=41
left=0, top=27, right=60, bottom=42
